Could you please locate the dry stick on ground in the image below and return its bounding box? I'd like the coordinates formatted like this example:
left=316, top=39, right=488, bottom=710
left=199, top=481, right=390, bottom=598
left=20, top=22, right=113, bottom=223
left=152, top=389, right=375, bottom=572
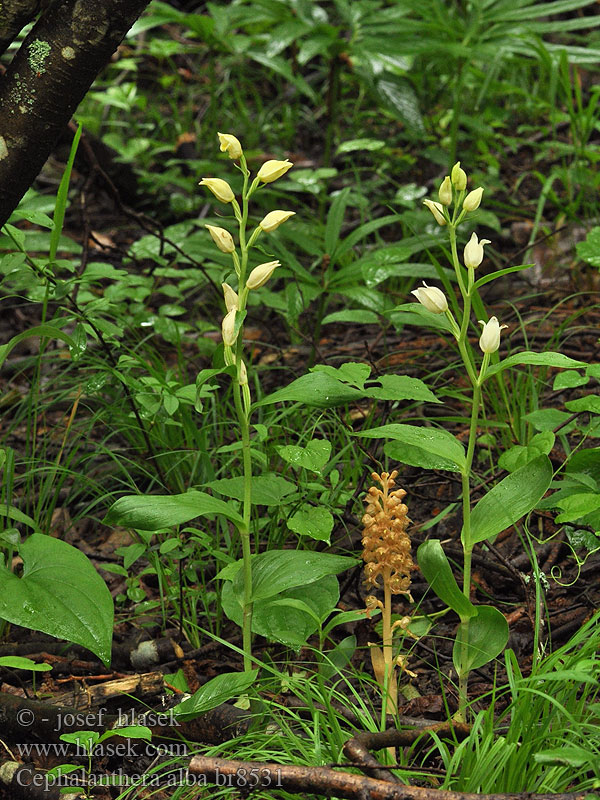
left=188, top=756, right=589, bottom=800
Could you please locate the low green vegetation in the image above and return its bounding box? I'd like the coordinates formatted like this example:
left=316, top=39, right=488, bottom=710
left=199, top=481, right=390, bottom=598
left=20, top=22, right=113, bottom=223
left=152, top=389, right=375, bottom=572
left=1, top=1, right=600, bottom=797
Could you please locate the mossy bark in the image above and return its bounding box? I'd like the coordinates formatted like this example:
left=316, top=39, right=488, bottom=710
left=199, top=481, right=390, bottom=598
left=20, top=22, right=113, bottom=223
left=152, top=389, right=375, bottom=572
left=0, top=0, right=151, bottom=227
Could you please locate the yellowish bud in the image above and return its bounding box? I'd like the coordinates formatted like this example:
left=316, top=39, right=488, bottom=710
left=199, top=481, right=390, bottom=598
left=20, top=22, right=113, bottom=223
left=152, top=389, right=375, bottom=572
left=411, top=282, right=448, bottom=314
left=206, top=224, right=235, bottom=254
left=478, top=316, right=508, bottom=354
left=259, top=210, right=295, bottom=233
left=199, top=178, right=235, bottom=204
left=463, top=187, right=483, bottom=212
left=221, top=309, right=237, bottom=347
left=423, top=199, right=447, bottom=226
left=439, top=176, right=452, bottom=206
left=451, top=161, right=467, bottom=191
left=256, top=159, right=293, bottom=183
left=463, top=232, right=491, bottom=270
left=217, top=132, right=242, bottom=160
left=246, top=260, right=280, bottom=290
left=221, top=283, right=239, bottom=313
left=238, top=359, right=248, bottom=386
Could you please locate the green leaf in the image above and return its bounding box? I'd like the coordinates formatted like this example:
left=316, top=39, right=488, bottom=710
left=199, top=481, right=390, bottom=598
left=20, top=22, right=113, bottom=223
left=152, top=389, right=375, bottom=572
left=0, top=325, right=75, bottom=370
left=172, top=670, right=258, bottom=720
left=104, top=491, right=243, bottom=530
left=497, top=432, right=555, bottom=473
left=417, top=540, right=477, bottom=619
left=534, top=746, right=595, bottom=769
left=525, top=408, right=575, bottom=432
left=220, top=549, right=357, bottom=603
left=484, top=351, right=587, bottom=379
left=366, top=374, right=440, bottom=404
left=472, top=262, right=533, bottom=290
left=221, top=575, right=339, bottom=648
left=322, top=309, right=379, bottom=325
left=207, top=475, right=297, bottom=506
left=384, top=440, right=460, bottom=472
left=336, top=139, right=386, bottom=154
left=276, top=439, right=331, bottom=473
left=0, top=656, right=52, bottom=672
left=453, top=606, right=509, bottom=674
left=467, top=455, right=553, bottom=545
left=0, top=534, right=113, bottom=665
left=565, top=395, right=600, bottom=414
left=576, top=226, right=600, bottom=266
left=255, top=371, right=365, bottom=408
left=553, top=370, right=589, bottom=390
left=555, top=493, right=600, bottom=523
left=0, top=504, right=41, bottom=532
left=357, top=424, right=465, bottom=471
left=287, top=505, right=334, bottom=542
left=326, top=187, right=351, bottom=257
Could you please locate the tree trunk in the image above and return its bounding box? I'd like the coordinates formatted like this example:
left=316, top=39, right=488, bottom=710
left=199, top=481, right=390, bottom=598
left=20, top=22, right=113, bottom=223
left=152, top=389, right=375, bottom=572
left=0, top=0, right=152, bottom=228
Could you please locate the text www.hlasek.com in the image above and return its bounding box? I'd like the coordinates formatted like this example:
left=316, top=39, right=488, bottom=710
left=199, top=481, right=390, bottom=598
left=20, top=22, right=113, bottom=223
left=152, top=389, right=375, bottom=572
left=17, top=741, right=188, bottom=758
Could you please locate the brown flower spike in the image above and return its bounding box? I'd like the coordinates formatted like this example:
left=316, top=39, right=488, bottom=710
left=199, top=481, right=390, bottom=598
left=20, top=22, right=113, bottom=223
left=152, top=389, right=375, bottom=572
left=362, top=471, right=414, bottom=597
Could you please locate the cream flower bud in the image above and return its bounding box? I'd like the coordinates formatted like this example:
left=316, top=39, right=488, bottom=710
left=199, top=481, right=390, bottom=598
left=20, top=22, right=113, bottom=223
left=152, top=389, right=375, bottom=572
left=411, top=282, right=448, bottom=314
left=206, top=224, right=235, bottom=253
left=463, top=232, right=491, bottom=269
left=451, top=161, right=467, bottom=190
left=478, top=316, right=508, bottom=354
left=423, top=199, right=447, bottom=226
left=222, top=283, right=239, bottom=312
left=246, top=260, right=280, bottom=290
left=256, top=159, right=293, bottom=183
left=217, top=132, right=242, bottom=160
left=221, top=309, right=237, bottom=347
left=199, top=178, right=235, bottom=203
left=259, top=210, right=295, bottom=232
left=439, top=176, right=452, bottom=206
left=463, top=187, right=483, bottom=212
left=238, top=359, right=248, bottom=386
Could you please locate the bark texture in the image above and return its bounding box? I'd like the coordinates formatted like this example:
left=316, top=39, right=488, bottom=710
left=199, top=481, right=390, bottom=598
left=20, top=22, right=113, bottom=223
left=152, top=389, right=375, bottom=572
left=0, top=0, right=151, bottom=227
left=0, top=0, right=54, bottom=58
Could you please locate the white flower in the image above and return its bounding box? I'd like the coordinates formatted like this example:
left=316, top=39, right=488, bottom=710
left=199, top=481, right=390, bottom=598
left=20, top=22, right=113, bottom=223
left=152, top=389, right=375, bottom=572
left=439, top=176, right=452, bottom=206
left=411, top=283, right=448, bottom=314
left=463, top=232, right=491, bottom=269
left=423, top=199, right=447, bottom=226
left=451, top=162, right=467, bottom=191
left=463, top=187, right=483, bottom=212
left=246, top=260, right=280, bottom=290
left=478, top=316, right=507, bottom=354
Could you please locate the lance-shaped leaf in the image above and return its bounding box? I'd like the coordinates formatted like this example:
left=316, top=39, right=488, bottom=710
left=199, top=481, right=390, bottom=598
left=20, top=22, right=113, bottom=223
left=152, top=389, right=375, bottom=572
left=417, top=540, right=477, bottom=619
left=484, top=352, right=586, bottom=379
left=358, top=424, right=466, bottom=472
left=465, top=455, right=552, bottom=546
left=104, top=491, right=244, bottom=530
left=453, top=606, right=509, bottom=674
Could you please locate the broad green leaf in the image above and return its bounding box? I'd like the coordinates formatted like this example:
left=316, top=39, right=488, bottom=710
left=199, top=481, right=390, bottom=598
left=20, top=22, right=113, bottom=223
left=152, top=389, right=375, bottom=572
left=497, top=432, right=555, bottom=473
left=565, top=395, right=600, bottom=414
left=472, top=262, right=533, bottom=290
left=525, top=408, right=575, bottom=432
left=453, top=606, right=509, bottom=674
left=553, top=370, right=589, bottom=390
left=417, top=540, right=476, bottom=619
left=576, top=226, right=600, bottom=266
left=207, top=475, right=297, bottom=506
left=466, top=455, right=553, bottom=545
left=534, top=747, right=595, bottom=769
left=358, top=424, right=465, bottom=470
left=566, top=448, right=600, bottom=481
left=287, top=505, right=334, bottom=542
left=366, top=374, right=440, bottom=404
left=276, top=439, right=331, bottom=473
left=0, top=534, right=113, bottom=665
left=484, top=351, right=587, bottom=379
left=322, top=309, right=379, bottom=325
left=384, top=440, right=460, bottom=472
left=222, top=549, right=357, bottom=603
left=173, top=670, right=258, bottom=720
left=555, top=493, right=600, bottom=523
left=221, top=575, right=339, bottom=648
left=312, top=362, right=371, bottom=387
left=0, top=656, right=52, bottom=672
left=255, top=372, right=365, bottom=408
left=389, top=304, right=453, bottom=333
left=104, top=491, right=243, bottom=530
